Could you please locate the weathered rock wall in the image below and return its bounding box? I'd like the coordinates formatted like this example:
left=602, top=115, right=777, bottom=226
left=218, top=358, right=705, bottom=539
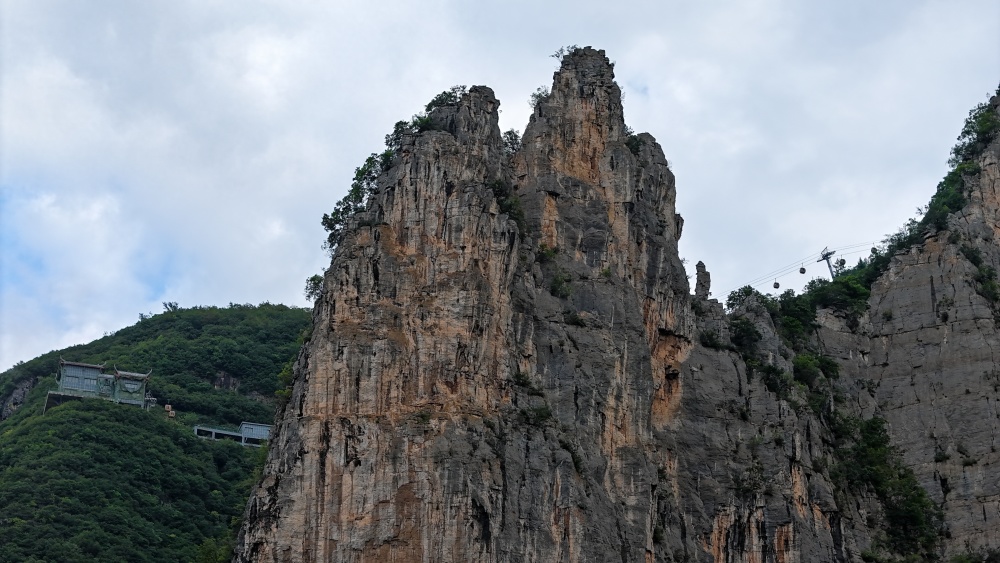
left=236, top=85, right=520, bottom=562
left=235, top=46, right=707, bottom=563
left=817, top=94, right=1000, bottom=557
left=235, top=50, right=998, bottom=563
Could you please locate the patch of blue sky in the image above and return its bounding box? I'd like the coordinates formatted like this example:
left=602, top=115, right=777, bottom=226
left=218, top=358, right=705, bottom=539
left=136, top=250, right=175, bottom=303
left=0, top=193, right=47, bottom=288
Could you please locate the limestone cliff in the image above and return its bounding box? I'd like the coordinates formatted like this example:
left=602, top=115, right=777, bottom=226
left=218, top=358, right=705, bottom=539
left=816, top=91, right=1000, bottom=557
left=235, top=49, right=999, bottom=562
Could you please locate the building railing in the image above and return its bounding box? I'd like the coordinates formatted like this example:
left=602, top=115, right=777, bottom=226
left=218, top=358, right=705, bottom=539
left=193, top=422, right=272, bottom=447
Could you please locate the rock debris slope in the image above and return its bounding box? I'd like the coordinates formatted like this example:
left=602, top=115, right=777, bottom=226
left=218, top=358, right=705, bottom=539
left=236, top=49, right=1000, bottom=562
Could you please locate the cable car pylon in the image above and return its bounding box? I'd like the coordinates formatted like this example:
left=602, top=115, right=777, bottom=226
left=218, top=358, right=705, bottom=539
left=818, top=247, right=836, bottom=278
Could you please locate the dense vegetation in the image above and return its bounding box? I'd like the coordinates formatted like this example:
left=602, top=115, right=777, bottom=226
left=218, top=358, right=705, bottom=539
left=831, top=416, right=941, bottom=560
left=0, top=303, right=309, bottom=562
left=0, top=400, right=257, bottom=562
left=1, top=303, right=310, bottom=429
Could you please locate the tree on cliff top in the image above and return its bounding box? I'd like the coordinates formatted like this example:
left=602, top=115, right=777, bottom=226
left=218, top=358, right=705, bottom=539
left=321, top=86, right=470, bottom=253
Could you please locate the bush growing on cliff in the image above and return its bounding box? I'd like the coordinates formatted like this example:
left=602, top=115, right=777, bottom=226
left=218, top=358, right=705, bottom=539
left=321, top=150, right=393, bottom=251
left=536, top=244, right=559, bottom=263
left=520, top=405, right=553, bottom=427
left=500, top=196, right=525, bottom=233
left=974, top=264, right=1000, bottom=303
left=502, top=129, right=521, bottom=158
left=424, top=85, right=467, bottom=112
left=832, top=416, right=942, bottom=559
left=565, top=310, right=586, bottom=327
left=792, top=353, right=823, bottom=387
left=325, top=86, right=491, bottom=251
left=729, top=317, right=761, bottom=356
left=529, top=86, right=550, bottom=108
left=773, top=289, right=814, bottom=348
left=385, top=120, right=414, bottom=151
left=550, top=45, right=580, bottom=61
left=550, top=271, right=572, bottom=298
left=304, top=274, right=323, bottom=302
left=699, top=330, right=725, bottom=350
left=757, top=363, right=793, bottom=400
left=804, top=276, right=870, bottom=330
left=948, top=97, right=1000, bottom=167
left=623, top=125, right=645, bottom=156
left=726, top=286, right=817, bottom=349
left=490, top=179, right=525, bottom=234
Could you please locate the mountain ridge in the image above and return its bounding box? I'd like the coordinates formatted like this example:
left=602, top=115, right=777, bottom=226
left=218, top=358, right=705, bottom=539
left=0, top=302, right=310, bottom=562
left=236, top=48, right=1000, bottom=562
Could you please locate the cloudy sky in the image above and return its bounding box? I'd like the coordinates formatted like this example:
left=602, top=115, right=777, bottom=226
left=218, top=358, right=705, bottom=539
left=2, top=0, right=998, bottom=371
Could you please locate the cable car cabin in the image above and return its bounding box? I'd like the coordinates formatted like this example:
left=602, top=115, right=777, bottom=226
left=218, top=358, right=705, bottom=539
left=44, top=359, right=156, bottom=413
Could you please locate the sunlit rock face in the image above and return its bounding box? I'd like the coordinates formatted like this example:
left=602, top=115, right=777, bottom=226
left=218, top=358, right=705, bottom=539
left=235, top=51, right=999, bottom=562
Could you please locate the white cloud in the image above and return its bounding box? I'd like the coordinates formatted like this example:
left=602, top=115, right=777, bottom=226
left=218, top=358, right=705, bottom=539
left=1, top=0, right=998, bottom=369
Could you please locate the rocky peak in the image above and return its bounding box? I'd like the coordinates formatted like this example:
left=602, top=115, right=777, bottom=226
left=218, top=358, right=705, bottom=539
left=424, top=85, right=502, bottom=160
left=523, top=48, right=626, bottom=181
left=236, top=47, right=706, bottom=561
left=695, top=261, right=711, bottom=299
left=517, top=47, right=690, bottom=339
left=235, top=54, right=999, bottom=562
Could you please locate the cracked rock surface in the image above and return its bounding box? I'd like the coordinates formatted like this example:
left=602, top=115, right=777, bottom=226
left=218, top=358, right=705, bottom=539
left=234, top=52, right=999, bottom=562
left=817, top=95, right=1000, bottom=557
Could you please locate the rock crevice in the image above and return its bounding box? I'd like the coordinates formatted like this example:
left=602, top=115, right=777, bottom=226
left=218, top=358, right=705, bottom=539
left=235, top=53, right=1000, bottom=562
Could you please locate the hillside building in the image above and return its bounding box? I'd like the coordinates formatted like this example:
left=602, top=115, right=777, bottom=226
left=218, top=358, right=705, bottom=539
left=44, top=359, right=157, bottom=413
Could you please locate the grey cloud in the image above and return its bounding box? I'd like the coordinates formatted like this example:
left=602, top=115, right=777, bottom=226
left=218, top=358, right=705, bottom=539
left=1, top=0, right=997, bottom=369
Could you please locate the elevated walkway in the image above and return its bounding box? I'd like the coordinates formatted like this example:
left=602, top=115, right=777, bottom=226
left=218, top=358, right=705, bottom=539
left=193, top=421, right=272, bottom=447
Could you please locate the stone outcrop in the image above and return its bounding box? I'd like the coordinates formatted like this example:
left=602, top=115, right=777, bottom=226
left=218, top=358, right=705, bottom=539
left=695, top=261, right=711, bottom=300
left=0, top=376, right=35, bottom=421
left=235, top=49, right=999, bottom=562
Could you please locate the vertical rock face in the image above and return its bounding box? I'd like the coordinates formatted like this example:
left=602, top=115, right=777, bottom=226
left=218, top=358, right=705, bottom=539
left=237, top=47, right=701, bottom=563
left=236, top=50, right=998, bottom=562
left=695, top=262, right=711, bottom=300
left=817, top=92, right=1000, bottom=557
left=237, top=84, right=518, bottom=562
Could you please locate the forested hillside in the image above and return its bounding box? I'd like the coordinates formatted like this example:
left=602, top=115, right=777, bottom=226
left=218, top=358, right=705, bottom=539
left=0, top=303, right=310, bottom=562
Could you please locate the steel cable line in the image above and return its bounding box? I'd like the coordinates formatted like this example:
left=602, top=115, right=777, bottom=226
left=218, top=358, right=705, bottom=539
left=737, top=242, right=877, bottom=287
left=719, top=241, right=879, bottom=297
